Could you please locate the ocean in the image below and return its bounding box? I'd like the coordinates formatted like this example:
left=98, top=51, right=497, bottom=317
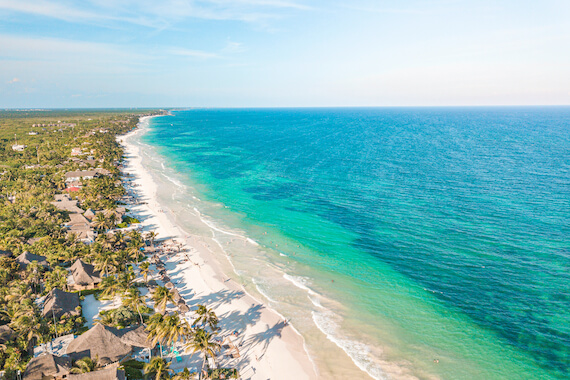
left=134, top=107, right=569, bottom=379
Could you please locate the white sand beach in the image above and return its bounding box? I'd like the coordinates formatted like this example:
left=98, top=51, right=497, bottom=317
left=118, top=117, right=318, bottom=379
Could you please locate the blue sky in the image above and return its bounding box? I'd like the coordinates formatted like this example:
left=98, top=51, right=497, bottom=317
left=1, top=0, right=569, bottom=107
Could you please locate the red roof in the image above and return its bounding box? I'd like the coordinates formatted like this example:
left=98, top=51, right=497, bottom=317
left=65, top=186, right=81, bottom=192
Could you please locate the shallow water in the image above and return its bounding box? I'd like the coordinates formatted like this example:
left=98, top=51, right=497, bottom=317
left=136, top=107, right=570, bottom=379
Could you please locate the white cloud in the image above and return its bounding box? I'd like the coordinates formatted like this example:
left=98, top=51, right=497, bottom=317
left=0, top=0, right=312, bottom=27
left=167, top=47, right=221, bottom=59
left=7, top=77, right=20, bottom=84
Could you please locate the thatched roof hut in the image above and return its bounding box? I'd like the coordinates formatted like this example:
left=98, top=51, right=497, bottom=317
left=16, top=251, right=48, bottom=270
left=42, top=288, right=80, bottom=319
left=165, top=281, right=174, bottom=289
left=171, top=288, right=180, bottom=302
left=0, top=325, right=15, bottom=343
left=0, top=249, right=13, bottom=258
left=177, top=299, right=186, bottom=307
left=22, top=353, right=71, bottom=380
left=69, top=259, right=102, bottom=289
left=178, top=304, right=190, bottom=313
left=111, top=325, right=153, bottom=349
left=66, top=324, right=131, bottom=365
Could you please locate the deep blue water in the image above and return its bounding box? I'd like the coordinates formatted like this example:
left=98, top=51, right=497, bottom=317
left=143, top=107, right=570, bottom=379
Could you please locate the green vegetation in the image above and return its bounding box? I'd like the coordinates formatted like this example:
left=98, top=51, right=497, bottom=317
left=0, top=109, right=160, bottom=376
left=0, top=109, right=239, bottom=379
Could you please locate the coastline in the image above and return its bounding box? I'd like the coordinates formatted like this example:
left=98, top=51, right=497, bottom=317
left=119, top=116, right=318, bottom=379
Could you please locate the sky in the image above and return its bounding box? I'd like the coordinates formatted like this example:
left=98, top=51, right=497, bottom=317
left=1, top=0, right=569, bottom=108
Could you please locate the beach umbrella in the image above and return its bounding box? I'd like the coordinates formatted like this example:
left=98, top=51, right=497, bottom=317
left=165, top=282, right=174, bottom=289
left=177, top=300, right=186, bottom=307
left=178, top=304, right=190, bottom=313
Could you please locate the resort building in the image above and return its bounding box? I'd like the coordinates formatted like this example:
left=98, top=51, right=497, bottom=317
left=15, top=251, right=49, bottom=270
left=70, top=147, right=84, bottom=156
left=65, top=324, right=152, bottom=365
left=41, top=288, right=81, bottom=319
left=22, top=353, right=71, bottom=380
left=11, top=144, right=26, bottom=151
left=67, top=259, right=102, bottom=291
left=64, top=170, right=99, bottom=183
left=52, top=194, right=84, bottom=213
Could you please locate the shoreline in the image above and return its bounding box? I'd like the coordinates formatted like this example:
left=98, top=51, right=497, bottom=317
left=119, top=116, right=318, bottom=379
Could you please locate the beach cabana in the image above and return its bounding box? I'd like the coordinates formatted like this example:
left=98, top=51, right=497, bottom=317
left=16, top=251, right=48, bottom=270
left=66, top=323, right=131, bottom=365
left=68, top=259, right=102, bottom=291
left=22, top=353, right=71, bottom=380
left=178, top=304, right=190, bottom=313
left=42, top=288, right=80, bottom=319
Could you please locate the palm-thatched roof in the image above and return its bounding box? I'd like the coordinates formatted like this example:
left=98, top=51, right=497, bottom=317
left=70, top=259, right=102, bottom=286
left=171, top=288, right=180, bottom=302
left=65, top=323, right=131, bottom=365
left=16, top=251, right=48, bottom=270
left=22, top=353, right=71, bottom=380
left=0, top=325, right=15, bottom=343
left=165, top=282, right=174, bottom=289
left=68, top=363, right=126, bottom=380
left=0, top=249, right=13, bottom=258
left=42, top=288, right=80, bottom=319
left=178, top=304, right=190, bottom=313
left=110, top=325, right=153, bottom=349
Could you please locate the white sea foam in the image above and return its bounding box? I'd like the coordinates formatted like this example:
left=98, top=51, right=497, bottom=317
left=252, top=278, right=278, bottom=303
left=308, top=295, right=324, bottom=309
left=283, top=274, right=317, bottom=295
left=161, top=173, right=186, bottom=189
left=312, top=310, right=386, bottom=380
left=193, top=207, right=251, bottom=242
left=247, top=238, right=259, bottom=246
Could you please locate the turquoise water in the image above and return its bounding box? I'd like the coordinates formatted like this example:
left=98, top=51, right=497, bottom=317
left=140, top=107, right=570, bottom=379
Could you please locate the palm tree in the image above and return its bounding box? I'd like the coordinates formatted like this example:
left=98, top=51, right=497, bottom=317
left=99, top=275, right=120, bottom=299
left=25, top=261, right=44, bottom=294
left=152, top=286, right=174, bottom=314
left=143, top=357, right=173, bottom=380
left=93, top=250, right=117, bottom=277
left=10, top=313, right=45, bottom=352
left=184, top=328, right=221, bottom=379
left=93, top=212, right=107, bottom=232
left=122, top=287, right=146, bottom=324
left=112, top=231, right=126, bottom=249
left=139, top=262, right=152, bottom=284
left=172, top=368, right=192, bottom=380
left=70, top=356, right=97, bottom=373
left=106, top=212, right=117, bottom=229
left=146, top=313, right=166, bottom=348
left=158, top=314, right=191, bottom=346
left=145, top=231, right=158, bottom=246
left=193, top=305, right=219, bottom=331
